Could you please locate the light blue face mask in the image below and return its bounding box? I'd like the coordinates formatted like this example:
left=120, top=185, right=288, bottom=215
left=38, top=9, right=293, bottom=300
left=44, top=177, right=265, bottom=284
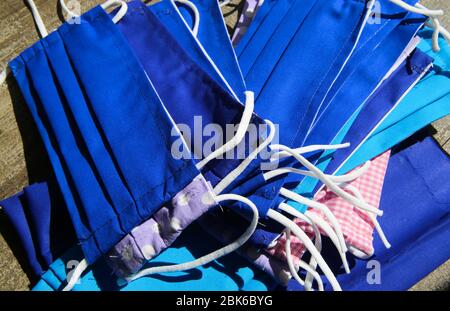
left=32, top=223, right=278, bottom=291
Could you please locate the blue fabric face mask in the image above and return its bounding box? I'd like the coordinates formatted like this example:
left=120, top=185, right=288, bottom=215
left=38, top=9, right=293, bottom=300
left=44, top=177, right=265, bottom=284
left=335, top=30, right=450, bottom=173
left=0, top=182, right=75, bottom=277
left=10, top=4, right=201, bottom=265
left=319, top=48, right=433, bottom=181
left=168, top=0, right=247, bottom=101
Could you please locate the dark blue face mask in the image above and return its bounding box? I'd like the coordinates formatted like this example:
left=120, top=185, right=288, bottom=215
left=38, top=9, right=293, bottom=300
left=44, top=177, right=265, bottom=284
left=112, top=0, right=270, bottom=196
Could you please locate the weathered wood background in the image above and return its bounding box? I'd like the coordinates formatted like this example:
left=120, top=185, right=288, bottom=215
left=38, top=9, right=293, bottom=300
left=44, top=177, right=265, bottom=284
left=0, top=0, right=449, bottom=290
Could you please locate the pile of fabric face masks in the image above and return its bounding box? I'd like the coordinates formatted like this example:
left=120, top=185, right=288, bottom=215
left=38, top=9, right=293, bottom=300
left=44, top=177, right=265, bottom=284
left=0, top=0, right=449, bottom=291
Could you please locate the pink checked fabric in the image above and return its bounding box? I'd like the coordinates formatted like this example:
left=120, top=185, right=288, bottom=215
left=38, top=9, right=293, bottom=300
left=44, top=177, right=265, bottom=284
left=266, top=150, right=391, bottom=265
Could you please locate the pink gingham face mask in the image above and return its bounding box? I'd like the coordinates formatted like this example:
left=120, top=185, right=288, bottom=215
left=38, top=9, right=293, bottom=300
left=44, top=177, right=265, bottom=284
left=264, top=150, right=391, bottom=288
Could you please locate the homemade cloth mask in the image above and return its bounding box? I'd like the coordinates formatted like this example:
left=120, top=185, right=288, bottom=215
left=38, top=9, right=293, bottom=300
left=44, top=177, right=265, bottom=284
left=10, top=3, right=199, bottom=264
left=0, top=182, right=75, bottom=277
left=336, top=30, right=450, bottom=173
left=1, top=184, right=49, bottom=277
left=289, top=133, right=450, bottom=290
left=318, top=48, right=434, bottom=184
left=168, top=0, right=247, bottom=101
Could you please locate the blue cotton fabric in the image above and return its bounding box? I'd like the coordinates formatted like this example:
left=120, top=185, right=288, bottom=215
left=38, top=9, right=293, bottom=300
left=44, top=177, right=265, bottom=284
left=10, top=5, right=199, bottom=264
left=33, top=223, right=278, bottom=291
left=115, top=1, right=272, bottom=221
left=319, top=49, right=433, bottom=184
left=336, top=31, right=450, bottom=173
left=227, top=0, right=425, bottom=247
left=0, top=182, right=75, bottom=277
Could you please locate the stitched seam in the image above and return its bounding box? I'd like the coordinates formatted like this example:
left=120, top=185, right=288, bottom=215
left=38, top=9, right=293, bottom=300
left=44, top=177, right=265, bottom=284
left=290, top=2, right=366, bottom=149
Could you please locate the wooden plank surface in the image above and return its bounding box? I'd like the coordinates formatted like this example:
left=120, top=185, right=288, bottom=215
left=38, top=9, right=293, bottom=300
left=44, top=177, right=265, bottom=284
left=0, top=0, right=448, bottom=290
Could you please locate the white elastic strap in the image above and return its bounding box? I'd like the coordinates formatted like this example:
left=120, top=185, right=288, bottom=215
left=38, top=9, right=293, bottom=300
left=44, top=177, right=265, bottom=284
left=122, top=193, right=258, bottom=284
left=271, top=144, right=382, bottom=216
left=280, top=189, right=348, bottom=256
left=267, top=209, right=342, bottom=291
left=214, top=119, right=275, bottom=194
left=175, top=0, right=200, bottom=37
left=60, top=0, right=127, bottom=24
left=25, top=0, right=48, bottom=37
left=416, top=3, right=449, bottom=52
left=341, top=184, right=391, bottom=249
left=390, top=1, right=449, bottom=52
left=390, top=0, right=443, bottom=17
left=196, top=91, right=255, bottom=170
left=270, top=143, right=350, bottom=161
left=62, top=258, right=88, bottom=291
left=279, top=203, right=350, bottom=274
left=425, top=15, right=450, bottom=52
left=262, top=160, right=371, bottom=185
left=285, top=229, right=324, bottom=291
left=284, top=209, right=325, bottom=291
